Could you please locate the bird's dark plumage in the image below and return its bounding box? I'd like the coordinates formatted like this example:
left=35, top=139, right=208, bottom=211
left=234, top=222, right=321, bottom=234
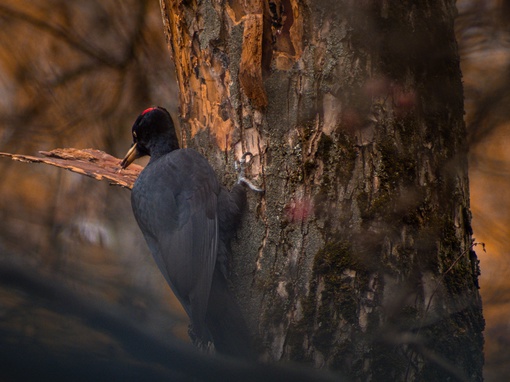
left=121, top=107, right=253, bottom=358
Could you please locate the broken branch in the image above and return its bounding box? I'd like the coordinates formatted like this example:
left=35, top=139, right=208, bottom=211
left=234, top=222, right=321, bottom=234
left=0, top=148, right=141, bottom=190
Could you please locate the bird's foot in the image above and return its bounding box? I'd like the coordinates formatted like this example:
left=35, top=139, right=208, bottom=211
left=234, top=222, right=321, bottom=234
left=188, top=325, right=216, bottom=354
left=236, top=152, right=264, bottom=193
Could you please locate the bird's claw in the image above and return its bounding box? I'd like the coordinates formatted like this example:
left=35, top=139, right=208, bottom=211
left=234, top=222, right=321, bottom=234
left=236, top=152, right=264, bottom=193
left=239, top=176, right=264, bottom=193
left=240, top=152, right=254, bottom=165
left=234, top=152, right=253, bottom=174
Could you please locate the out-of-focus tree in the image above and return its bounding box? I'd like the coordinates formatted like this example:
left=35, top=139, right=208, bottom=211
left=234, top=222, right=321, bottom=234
left=0, top=1, right=190, bottom=379
left=0, top=0, right=176, bottom=269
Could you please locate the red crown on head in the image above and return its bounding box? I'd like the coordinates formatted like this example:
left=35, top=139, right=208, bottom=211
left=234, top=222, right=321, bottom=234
left=141, top=107, right=157, bottom=116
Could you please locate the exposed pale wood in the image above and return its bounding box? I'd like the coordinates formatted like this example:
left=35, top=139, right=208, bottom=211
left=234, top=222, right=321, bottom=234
left=0, top=148, right=141, bottom=190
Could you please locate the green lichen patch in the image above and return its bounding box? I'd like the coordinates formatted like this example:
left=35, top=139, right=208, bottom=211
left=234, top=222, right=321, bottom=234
left=435, top=216, right=475, bottom=296
left=313, top=240, right=359, bottom=276
left=370, top=341, right=409, bottom=381
left=288, top=239, right=372, bottom=359
left=378, top=135, right=417, bottom=189
left=313, top=132, right=357, bottom=230
left=334, top=132, right=357, bottom=181
left=417, top=306, right=485, bottom=381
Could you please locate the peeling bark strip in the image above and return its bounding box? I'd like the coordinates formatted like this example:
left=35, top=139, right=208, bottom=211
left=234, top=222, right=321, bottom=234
left=239, top=13, right=268, bottom=108
left=0, top=149, right=140, bottom=189
left=160, top=1, right=484, bottom=380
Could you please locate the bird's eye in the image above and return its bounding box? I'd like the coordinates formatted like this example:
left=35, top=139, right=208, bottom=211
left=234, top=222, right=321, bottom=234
left=133, top=131, right=138, bottom=141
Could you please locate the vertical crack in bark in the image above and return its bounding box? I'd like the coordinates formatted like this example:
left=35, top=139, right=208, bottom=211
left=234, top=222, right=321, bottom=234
left=254, top=210, right=269, bottom=272
left=253, top=125, right=269, bottom=271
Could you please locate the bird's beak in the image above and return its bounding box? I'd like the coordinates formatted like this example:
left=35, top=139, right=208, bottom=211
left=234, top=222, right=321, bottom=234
left=120, top=143, right=140, bottom=169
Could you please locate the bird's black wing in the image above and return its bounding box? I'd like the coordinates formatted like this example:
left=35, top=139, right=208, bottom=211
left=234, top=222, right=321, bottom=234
left=131, top=149, right=219, bottom=340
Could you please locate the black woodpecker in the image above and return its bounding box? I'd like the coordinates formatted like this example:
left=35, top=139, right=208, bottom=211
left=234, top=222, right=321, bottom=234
left=120, top=106, right=258, bottom=358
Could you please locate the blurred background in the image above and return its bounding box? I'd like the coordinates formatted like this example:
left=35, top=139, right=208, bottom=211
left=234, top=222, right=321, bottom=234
left=0, top=0, right=508, bottom=380
left=0, top=0, right=188, bottom=379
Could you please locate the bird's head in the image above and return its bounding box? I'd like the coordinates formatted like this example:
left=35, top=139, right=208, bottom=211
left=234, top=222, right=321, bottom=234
left=121, top=106, right=179, bottom=169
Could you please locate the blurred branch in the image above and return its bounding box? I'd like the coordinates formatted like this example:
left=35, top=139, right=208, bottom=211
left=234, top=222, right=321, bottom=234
left=0, top=4, right=122, bottom=67
left=0, top=148, right=140, bottom=189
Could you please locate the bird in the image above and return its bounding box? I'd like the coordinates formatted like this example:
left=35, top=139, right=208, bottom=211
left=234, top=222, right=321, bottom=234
left=120, top=106, right=261, bottom=358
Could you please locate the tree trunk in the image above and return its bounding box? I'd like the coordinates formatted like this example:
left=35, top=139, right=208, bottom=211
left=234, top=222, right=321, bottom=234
left=159, top=1, right=484, bottom=380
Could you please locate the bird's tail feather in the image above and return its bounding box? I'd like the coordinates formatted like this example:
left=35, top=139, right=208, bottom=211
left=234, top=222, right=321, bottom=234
left=206, top=269, right=256, bottom=359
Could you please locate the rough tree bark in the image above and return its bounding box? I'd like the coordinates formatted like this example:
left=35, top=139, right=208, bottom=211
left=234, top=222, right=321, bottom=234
left=160, top=1, right=484, bottom=380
